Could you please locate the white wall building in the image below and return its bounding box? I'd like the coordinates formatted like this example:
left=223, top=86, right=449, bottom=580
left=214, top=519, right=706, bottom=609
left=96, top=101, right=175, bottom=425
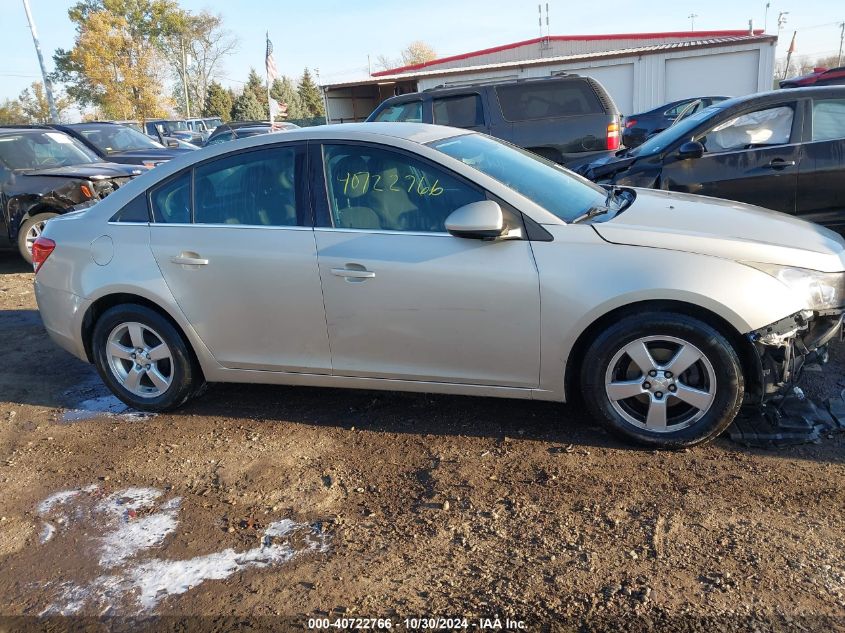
left=324, top=30, right=777, bottom=123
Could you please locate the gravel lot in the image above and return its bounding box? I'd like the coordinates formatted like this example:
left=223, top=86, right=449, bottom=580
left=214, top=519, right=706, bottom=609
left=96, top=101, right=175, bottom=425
left=1, top=251, right=844, bottom=632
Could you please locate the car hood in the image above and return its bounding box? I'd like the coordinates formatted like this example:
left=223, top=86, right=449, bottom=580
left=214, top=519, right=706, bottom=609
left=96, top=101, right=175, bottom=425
left=593, top=188, right=845, bottom=273
left=25, top=162, right=144, bottom=179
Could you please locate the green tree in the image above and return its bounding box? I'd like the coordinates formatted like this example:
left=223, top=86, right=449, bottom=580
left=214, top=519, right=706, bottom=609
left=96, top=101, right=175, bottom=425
left=52, top=0, right=178, bottom=119
left=297, top=68, right=324, bottom=117
left=270, top=76, right=305, bottom=119
left=203, top=80, right=233, bottom=120
left=243, top=67, right=269, bottom=118
left=0, top=99, right=25, bottom=125
left=230, top=89, right=264, bottom=121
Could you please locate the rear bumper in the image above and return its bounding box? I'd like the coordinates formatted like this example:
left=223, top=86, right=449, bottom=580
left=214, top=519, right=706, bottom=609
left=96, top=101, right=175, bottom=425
left=34, top=281, right=90, bottom=362
left=748, top=309, right=844, bottom=401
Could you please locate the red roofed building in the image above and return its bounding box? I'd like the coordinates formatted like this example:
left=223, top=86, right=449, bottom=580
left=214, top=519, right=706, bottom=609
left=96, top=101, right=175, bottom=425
left=323, top=29, right=777, bottom=123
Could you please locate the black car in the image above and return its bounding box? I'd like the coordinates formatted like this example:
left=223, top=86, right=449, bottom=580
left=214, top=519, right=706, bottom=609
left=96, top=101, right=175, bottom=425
left=622, top=96, right=730, bottom=148
left=204, top=121, right=299, bottom=146
left=577, top=86, right=845, bottom=231
left=53, top=122, right=195, bottom=168
left=0, top=127, right=142, bottom=262
left=366, top=75, right=623, bottom=166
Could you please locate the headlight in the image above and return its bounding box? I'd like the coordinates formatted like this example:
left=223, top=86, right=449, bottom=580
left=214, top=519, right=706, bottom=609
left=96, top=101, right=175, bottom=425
left=744, top=263, right=845, bottom=311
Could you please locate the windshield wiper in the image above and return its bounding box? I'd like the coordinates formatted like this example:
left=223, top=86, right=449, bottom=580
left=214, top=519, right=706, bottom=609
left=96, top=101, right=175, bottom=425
left=571, top=205, right=611, bottom=224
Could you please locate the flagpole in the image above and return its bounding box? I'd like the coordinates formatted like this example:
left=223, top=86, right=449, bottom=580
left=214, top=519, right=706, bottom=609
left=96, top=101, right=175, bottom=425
left=266, top=31, right=273, bottom=126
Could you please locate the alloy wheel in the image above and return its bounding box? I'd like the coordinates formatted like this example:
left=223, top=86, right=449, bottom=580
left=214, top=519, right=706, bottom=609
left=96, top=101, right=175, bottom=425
left=25, top=220, right=48, bottom=255
left=604, top=335, right=716, bottom=432
left=106, top=322, right=174, bottom=398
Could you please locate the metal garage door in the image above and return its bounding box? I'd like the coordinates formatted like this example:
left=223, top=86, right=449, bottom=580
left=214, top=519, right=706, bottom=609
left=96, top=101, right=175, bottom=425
left=566, top=63, right=634, bottom=115
left=665, top=50, right=759, bottom=101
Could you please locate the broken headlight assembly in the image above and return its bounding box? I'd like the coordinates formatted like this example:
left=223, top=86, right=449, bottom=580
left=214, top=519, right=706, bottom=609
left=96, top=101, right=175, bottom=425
left=744, top=263, right=845, bottom=311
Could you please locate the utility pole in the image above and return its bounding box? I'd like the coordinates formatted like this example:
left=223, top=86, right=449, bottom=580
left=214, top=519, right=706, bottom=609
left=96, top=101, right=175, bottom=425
left=688, top=13, right=699, bottom=31
left=764, top=2, right=770, bottom=32
left=180, top=35, right=191, bottom=118
left=838, top=22, right=844, bottom=67
left=21, top=0, right=58, bottom=122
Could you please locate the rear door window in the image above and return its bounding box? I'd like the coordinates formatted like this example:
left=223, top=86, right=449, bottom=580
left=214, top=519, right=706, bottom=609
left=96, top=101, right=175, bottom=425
left=373, top=100, right=423, bottom=122
left=150, top=172, right=191, bottom=224
left=432, top=94, right=484, bottom=128
left=496, top=81, right=603, bottom=121
left=812, top=99, right=845, bottom=141
left=194, top=146, right=299, bottom=226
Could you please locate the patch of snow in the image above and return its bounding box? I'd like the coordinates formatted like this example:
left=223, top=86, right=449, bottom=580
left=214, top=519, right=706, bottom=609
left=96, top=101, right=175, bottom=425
left=37, top=489, right=82, bottom=515
left=60, top=376, right=154, bottom=423
left=35, top=485, right=330, bottom=615
left=39, top=522, right=56, bottom=544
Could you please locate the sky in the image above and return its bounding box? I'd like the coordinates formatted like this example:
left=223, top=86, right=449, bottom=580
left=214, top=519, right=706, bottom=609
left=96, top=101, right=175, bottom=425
left=1, top=0, right=843, bottom=105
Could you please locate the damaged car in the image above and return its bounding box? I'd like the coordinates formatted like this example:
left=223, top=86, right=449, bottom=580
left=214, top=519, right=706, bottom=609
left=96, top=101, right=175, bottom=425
left=0, top=126, right=143, bottom=262
left=576, top=86, right=845, bottom=232
left=32, top=123, right=845, bottom=448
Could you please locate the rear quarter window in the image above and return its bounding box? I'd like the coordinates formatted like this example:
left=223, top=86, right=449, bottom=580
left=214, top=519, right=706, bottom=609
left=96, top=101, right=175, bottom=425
left=495, top=81, right=603, bottom=121
left=110, top=195, right=150, bottom=223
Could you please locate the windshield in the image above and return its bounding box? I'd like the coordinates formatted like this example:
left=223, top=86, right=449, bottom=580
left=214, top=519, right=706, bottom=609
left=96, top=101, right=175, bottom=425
left=167, top=120, right=189, bottom=131
left=429, top=133, right=606, bottom=223
left=0, top=130, right=98, bottom=170
left=74, top=125, right=164, bottom=152
left=631, top=105, right=722, bottom=156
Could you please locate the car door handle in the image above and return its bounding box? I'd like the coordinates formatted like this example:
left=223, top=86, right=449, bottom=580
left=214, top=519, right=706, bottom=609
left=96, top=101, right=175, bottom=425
left=331, top=267, right=375, bottom=279
left=171, top=255, right=209, bottom=266
left=766, top=158, right=796, bottom=169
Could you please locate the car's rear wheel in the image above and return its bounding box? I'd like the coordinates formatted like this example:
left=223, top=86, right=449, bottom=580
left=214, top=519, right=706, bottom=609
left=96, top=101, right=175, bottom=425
left=580, top=312, right=744, bottom=448
left=18, top=212, right=58, bottom=263
left=92, top=304, right=203, bottom=412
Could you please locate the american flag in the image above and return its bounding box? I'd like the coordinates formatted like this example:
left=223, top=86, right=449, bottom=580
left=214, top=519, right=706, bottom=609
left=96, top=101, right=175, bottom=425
left=265, top=33, right=277, bottom=84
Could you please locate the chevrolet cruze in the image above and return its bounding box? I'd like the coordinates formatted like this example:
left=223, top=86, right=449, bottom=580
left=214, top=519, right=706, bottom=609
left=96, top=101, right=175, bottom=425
left=33, top=123, right=845, bottom=448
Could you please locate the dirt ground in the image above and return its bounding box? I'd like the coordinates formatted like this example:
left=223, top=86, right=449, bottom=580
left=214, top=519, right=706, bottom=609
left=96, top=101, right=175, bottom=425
left=1, top=251, right=844, bottom=633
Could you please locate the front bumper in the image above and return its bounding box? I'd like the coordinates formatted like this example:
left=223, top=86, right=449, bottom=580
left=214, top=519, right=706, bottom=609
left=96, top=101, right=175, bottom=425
left=748, top=309, right=844, bottom=401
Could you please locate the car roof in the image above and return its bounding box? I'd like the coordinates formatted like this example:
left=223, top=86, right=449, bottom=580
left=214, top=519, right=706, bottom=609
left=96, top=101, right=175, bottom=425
left=715, top=85, right=845, bottom=110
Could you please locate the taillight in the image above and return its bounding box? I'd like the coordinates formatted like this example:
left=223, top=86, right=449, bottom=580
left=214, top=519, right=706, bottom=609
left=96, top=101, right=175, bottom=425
left=624, top=119, right=637, bottom=129
left=31, top=237, right=56, bottom=273
left=606, top=122, right=621, bottom=150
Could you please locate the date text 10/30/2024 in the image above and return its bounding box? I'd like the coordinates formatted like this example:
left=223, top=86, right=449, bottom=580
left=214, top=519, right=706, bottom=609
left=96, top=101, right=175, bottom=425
left=307, top=617, right=527, bottom=630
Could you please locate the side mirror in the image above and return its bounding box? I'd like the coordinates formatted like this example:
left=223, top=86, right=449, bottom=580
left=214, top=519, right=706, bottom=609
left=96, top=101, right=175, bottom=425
left=677, top=140, right=704, bottom=160
left=445, top=200, right=505, bottom=239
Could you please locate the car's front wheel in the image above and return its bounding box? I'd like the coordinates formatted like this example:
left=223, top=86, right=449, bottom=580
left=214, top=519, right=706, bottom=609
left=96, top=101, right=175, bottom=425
left=18, top=212, right=58, bottom=263
left=92, top=304, right=203, bottom=412
left=580, top=312, right=744, bottom=448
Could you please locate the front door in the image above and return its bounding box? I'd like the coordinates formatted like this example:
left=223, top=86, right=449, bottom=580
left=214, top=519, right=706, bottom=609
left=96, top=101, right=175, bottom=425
left=313, top=142, right=540, bottom=388
left=661, top=102, right=801, bottom=213
left=148, top=144, right=332, bottom=373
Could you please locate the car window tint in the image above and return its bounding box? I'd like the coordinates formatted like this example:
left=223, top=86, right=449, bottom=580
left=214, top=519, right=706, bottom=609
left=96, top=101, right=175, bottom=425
left=150, top=172, right=191, bottom=223
left=496, top=81, right=602, bottom=121
left=373, top=101, right=423, bottom=122
left=700, top=105, right=794, bottom=153
left=433, top=94, right=484, bottom=128
left=664, top=102, right=689, bottom=116
left=110, top=195, right=150, bottom=222
left=194, top=147, right=298, bottom=226
left=812, top=99, right=845, bottom=141
left=322, top=144, right=484, bottom=232
left=207, top=131, right=233, bottom=145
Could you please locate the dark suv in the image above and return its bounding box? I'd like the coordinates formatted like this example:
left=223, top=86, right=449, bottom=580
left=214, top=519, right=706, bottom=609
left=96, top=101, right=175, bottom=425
left=366, top=75, right=622, bottom=166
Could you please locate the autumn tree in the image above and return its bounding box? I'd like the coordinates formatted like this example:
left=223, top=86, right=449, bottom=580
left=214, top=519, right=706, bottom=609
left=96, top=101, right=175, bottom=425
left=297, top=68, right=324, bottom=117
left=163, top=9, right=237, bottom=117
left=401, top=41, right=437, bottom=66
left=270, top=77, right=305, bottom=119
left=230, top=89, right=264, bottom=121
left=0, top=99, right=25, bottom=125
left=53, top=0, right=176, bottom=120
left=203, top=80, right=233, bottom=121
left=18, top=82, right=72, bottom=123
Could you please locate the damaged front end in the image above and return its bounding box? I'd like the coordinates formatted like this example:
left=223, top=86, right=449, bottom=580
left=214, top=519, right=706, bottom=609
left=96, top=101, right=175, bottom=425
left=749, top=309, right=844, bottom=400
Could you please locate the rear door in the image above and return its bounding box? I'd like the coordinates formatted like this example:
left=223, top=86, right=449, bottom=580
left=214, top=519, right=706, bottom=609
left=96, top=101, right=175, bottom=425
left=660, top=101, right=802, bottom=213
left=148, top=143, right=332, bottom=373
left=796, top=96, right=845, bottom=229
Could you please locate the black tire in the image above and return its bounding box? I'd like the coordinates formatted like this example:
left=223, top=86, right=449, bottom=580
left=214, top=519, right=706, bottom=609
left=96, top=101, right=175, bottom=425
left=92, top=304, right=204, bottom=412
left=18, top=212, right=58, bottom=264
left=580, top=312, right=744, bottom=449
